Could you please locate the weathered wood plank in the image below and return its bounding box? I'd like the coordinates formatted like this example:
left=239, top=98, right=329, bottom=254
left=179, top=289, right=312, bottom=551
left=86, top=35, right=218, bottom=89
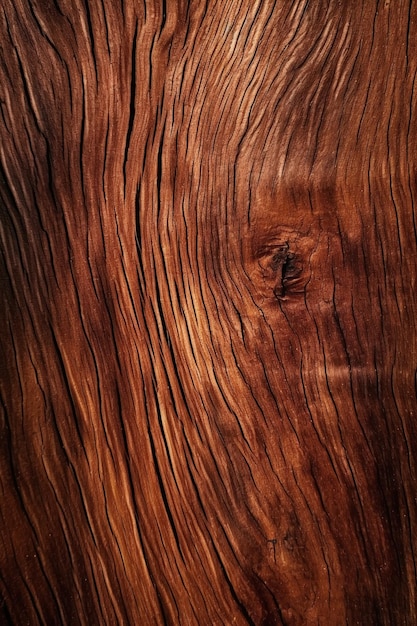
left=1, top=1, right=416, bottom=624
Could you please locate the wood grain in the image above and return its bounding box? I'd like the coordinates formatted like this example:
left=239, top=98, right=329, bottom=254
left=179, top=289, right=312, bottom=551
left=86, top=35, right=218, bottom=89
left=1, top=1, right=416, bottom=624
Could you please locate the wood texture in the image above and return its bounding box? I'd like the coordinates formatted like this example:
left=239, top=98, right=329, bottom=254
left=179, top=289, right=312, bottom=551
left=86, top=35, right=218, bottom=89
left=1, top=1, right=416, bottom=624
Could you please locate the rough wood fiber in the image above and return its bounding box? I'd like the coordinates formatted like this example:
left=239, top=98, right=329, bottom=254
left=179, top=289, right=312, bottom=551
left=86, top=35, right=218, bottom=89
left=1, top=1, right=416, bottom=624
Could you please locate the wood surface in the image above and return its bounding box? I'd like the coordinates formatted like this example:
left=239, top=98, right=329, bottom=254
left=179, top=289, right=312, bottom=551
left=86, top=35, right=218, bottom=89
left=1, top=1, right=416, bottom=624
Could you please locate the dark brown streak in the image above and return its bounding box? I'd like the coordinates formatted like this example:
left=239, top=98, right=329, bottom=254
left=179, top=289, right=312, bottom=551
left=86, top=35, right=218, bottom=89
left=47, top=321, right=87, bottom=460
left=146, top=390, right=185, bottom=563
left=27, top=2, right=63, bottom=63
left=210, top=540, right=257, bottom=626
left=123, top=18, right=139, bottom=198
left=82, top=0, right=99, bottom=86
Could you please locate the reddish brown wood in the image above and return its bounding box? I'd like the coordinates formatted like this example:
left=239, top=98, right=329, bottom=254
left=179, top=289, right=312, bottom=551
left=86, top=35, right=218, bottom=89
left=1, top=1, right=416, bottom=624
